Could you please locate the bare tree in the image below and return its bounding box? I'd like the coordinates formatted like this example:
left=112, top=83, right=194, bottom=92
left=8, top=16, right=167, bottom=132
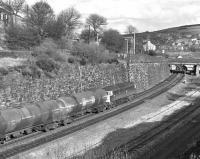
left=86, top=14, right=107, bottom=41
left=1, top=0, right=25, bottom=24
left=7, top=0, right=25, bottom=15
left=126, top=25, right=138, bottom=34
left=58, top=7, right=81, bottom=38
left=25, top=1, right=54, bottom=38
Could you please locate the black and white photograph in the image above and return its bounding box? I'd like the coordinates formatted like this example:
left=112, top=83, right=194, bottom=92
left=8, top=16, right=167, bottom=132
left=0, top=0, right=200, bottom=158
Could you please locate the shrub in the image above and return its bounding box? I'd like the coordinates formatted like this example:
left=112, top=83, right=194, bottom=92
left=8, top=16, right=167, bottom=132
left=21, top=67, right=32, bottom=77
left=72, top=42, right=115, bottom=64
left=5, top=25, right=40, bottom=50
left=148, top=50, right=157, bottom=56
left=21, top=65, right=41, bottom=78
left=53, top=53, right=66, bottom=62
left=36, top=53, right=49, bottom=60
left=68, top=57, right=75, bottom=63
left=33, top=38, right=65, bottom=63
left=79, top=58, right=87, bottom=65
left=33, top=38, right=57, bottom=57
left=36, top=58, right=60, bottom=72
left=56, top=37, right=73, bottom=50
left=101, top=29, right=124, bottom=53
left=43, top=71, right=56, bottom=78
left=0, top=67, right=9, bottom=76
left=190, top=46, right=197, bottom=52
left=108, top=58, right=119, bottom=64
left=29, top=65, right=42, bottom=78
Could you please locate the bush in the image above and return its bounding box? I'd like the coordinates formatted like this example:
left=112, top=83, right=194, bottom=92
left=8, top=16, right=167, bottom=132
left=148, top=50, right=157, bottom=56
left=0, top=68, right=9, bottom=76
left=107, top=58, right=119, bottom=64
left=33, top=38, right=65, bottom=62
left=43, top=71, right=56, bottom=78
left=53, top=53, right=66, bottom=63
left=29, top=65, right=42, bottom=78
left=72, top=42, right=115, bottom=64
left=36, top=58, right=60, bottom=72
left=20, top=65, right=41, bottom=78
left=79, top=58, right=87, bottom=65
left=190, top=46, right=197, bottom=52
left=5, top=25, right=40, bottom=50
left=21, top=67, right=32, bottom=77
left=68, top=57, right=75, bottom=63
left=56, top=37, right=73, bottom=50
left=101, top=29, right=124, bottom=53
left=33, top=38, right=57, bottom=57
left=145, top=50, right=169, bottom=58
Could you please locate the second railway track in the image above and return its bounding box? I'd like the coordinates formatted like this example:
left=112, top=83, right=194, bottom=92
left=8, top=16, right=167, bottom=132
left=99, top=77, right=200, bottom=159
left=0, top=74, right=183, bottom=158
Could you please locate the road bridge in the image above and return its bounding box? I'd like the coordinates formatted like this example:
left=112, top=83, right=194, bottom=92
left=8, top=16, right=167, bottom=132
left=168, top=58, right=200, bottom=76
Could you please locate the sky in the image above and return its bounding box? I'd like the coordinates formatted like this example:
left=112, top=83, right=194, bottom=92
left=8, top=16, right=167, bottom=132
left=26, top=0, right=200, bottom=33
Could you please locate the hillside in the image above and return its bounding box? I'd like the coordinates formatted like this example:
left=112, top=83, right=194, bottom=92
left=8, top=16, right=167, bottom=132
left=134, top=24, right=200, bottom=54
left=154, top=24, right=200, bottom=35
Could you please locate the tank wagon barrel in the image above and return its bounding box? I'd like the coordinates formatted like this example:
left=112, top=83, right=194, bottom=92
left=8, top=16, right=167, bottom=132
left=0, top=82, right=136, bottom=144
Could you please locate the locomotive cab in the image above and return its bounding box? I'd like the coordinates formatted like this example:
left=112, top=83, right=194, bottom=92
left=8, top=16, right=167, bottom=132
left=104, top=91, right=113, bottom=103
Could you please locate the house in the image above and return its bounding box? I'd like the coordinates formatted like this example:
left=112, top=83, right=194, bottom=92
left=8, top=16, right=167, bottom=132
left=191, top=38, right=197, bottom=42
left=177, top=55, right=183, bottom=58
left=185, top=34, right=192, bottom=38
left=143, top=40, right=156, bottom=51
left=0, top=4, right=14, bottom=49
left=0, top=4, right=13, bottom=26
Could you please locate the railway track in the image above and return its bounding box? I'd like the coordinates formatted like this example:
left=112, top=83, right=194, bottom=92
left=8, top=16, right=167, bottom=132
left=0, top=74, right=183, bottom=158
left=148, top=107, right=200, bottom=159
left=100, top=85, right=200, bottom=159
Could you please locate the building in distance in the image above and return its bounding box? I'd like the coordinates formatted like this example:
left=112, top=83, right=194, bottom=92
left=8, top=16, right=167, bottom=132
left=143, top=40, right=156, bottom=52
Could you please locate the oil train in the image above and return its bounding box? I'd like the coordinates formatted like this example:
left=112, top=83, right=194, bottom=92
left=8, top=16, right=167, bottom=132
left=0, top=82, right=135, bottom=144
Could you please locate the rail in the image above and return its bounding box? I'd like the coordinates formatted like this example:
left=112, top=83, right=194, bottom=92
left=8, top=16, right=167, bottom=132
left=100, top=83, right=200, bottom=159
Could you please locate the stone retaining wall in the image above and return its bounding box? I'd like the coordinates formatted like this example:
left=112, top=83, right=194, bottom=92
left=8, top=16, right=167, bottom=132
left=128, top=62, right=170, bottom=90
left=0, top=62, right=170, bottom=108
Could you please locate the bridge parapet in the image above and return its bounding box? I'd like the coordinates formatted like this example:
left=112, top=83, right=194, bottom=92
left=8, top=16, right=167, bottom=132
left=168, top=58, right=200, bottom=65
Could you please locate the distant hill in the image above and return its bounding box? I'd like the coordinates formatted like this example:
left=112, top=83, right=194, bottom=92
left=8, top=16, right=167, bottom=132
left=122, top=24, right=200, bottom=54
left=123, top=24, right=200, bottom=37
left=153, top=24, right=200, bottom=35
left=125, top=24, right=200, bottom=54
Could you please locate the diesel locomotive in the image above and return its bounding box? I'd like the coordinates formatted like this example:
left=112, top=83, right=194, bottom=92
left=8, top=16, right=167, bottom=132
left=0, top=82, right=135, bottom=144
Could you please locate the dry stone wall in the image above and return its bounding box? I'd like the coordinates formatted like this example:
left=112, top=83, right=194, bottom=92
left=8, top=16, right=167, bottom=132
left=0, top=62, right=170, bottom=108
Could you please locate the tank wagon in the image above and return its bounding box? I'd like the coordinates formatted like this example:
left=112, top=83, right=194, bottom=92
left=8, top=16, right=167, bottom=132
left=0, top=82, right=135, bottom=144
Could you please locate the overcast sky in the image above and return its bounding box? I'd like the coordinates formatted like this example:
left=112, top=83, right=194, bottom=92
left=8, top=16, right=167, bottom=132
left=26, top=0, right=200, bottom=33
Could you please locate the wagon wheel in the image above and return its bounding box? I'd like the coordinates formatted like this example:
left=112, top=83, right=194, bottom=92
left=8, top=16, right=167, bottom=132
left=43, top=126, right=49, bottom=132
left=24, top=129, right=32, bottom=135
left=62, top=118, right=72, bottom=126
left=0, top=139, right=5, bottom=144
left=5, top=135, right=10, bottom=141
